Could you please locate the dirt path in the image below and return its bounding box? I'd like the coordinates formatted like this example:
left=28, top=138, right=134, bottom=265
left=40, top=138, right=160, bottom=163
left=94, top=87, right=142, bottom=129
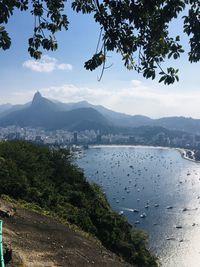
left=0, top=201, right=132, bottom=267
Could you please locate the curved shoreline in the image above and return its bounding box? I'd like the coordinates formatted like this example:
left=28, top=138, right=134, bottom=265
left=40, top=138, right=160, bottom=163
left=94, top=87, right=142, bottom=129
left=175, top=148, right=200, bottom=163
left=89, top=144, right=200, bottom=163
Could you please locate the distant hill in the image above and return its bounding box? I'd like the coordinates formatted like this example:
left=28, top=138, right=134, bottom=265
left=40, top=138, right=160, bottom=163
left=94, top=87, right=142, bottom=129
left=51, top=98, right=153, bottom=127
left=0, top=91, right=200, bottom=134
left=42, top=94, right=200, bottom=134
left=0, top=103, right=13, bottom=113
left=127, top=125, right=185, bottom=138
left=154, top=116, right=200, bottom=133
left=0, top=103, right=31, bottom=118
left=0, top=92, right=113, bottom=132
left=49, top=108, right=113, bottom=131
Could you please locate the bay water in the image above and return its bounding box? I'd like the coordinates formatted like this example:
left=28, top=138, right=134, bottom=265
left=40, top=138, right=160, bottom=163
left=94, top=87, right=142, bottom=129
left=76, top=146, right=200, bottom=267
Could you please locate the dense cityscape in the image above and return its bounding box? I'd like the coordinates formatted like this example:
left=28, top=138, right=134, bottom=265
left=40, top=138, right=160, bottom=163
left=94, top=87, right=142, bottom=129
left=1, top=125, right=200, bottom=149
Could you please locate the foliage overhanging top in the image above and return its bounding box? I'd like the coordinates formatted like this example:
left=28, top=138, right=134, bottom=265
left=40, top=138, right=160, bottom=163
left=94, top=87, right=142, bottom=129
left=0, top=0, right=199, bottom=84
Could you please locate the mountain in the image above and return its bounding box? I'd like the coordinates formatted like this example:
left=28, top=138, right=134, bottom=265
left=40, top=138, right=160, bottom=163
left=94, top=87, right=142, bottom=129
left=50, top=108, right=112, bottom=131
left=69, top=102, right=200, bottom=134
left=0, top=103, right=32, bottom=118
left=0, top=92, right=58, bottom=128
left=52, top=99, right=200, bottom=134
left=0, top=91, right=59, bottom=119
left=31, top=91, right=60, bottom=112
left=0, top=91, right=200, bottom=134
left=53, top=99, right=94, bottom=111
left=0, top=103, right=13, bottom=113
left=51, top=99, right=154, bottom=128
left=154, top=116, right=200, bottom=133
left=0, top=92, right=112, bottom=131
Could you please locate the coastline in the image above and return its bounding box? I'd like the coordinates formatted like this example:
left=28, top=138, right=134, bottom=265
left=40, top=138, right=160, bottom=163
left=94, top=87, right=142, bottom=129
left=90, top=144, right=171, bottom=150
left=89, top=144, right=200, bottom=163
left=175, top=148, right=200, bottom=163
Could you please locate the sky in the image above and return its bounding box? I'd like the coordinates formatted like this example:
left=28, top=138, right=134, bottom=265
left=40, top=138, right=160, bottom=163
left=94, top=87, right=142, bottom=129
left=1, top=3, right=200, bottom=119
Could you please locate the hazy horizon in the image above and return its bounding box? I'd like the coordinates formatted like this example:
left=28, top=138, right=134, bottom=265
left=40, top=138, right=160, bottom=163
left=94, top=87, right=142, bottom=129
left=0, top=89, right=200, bottom=120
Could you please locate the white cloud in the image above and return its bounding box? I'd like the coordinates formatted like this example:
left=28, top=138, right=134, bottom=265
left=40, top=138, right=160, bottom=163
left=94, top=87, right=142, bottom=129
left=36, top=81, right=200, bottom=119
left=131, top=80, right=142, bottom=87
left=57, top=63, right=72, bottom=71
left=23, top=55, right=73, bottom=73
left=40, top=84, right=111, bottom=105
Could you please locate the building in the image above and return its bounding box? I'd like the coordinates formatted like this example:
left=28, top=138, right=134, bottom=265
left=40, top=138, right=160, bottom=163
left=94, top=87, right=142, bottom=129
left=73, top=132, right=78, bottom=144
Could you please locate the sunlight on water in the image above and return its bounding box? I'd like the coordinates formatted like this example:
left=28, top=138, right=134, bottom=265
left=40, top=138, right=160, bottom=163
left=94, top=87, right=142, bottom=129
left=76, top=146, right=200, bottom=267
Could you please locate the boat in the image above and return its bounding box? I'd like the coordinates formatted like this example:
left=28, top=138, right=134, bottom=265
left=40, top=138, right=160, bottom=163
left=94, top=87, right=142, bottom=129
left=166, top=206, right=173, bottom=209
left=140, top=212, right=147, bottom=218
left=166, top=237, right=175, bottom=241
left=182, top=207, right=188, bottom=212
left=175, top=225, right=182, bottom=229
left=133, top=209, right=139, bottom=213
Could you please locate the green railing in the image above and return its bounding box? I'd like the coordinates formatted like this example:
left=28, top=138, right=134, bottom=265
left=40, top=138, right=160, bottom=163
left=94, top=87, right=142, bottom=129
left=0, top=221, right=5, bottom=267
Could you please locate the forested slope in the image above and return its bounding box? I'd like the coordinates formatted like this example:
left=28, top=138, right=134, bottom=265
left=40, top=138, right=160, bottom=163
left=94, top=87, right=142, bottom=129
left=0, top=141, right=157, bottom=267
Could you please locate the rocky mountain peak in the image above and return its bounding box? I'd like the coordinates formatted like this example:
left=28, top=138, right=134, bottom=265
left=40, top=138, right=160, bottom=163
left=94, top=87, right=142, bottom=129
left=32, top=91, right=43, bottom=105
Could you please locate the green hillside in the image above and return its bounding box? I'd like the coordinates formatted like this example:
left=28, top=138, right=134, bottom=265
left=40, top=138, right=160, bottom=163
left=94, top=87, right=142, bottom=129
left=0, top=141, right=157, bottom=267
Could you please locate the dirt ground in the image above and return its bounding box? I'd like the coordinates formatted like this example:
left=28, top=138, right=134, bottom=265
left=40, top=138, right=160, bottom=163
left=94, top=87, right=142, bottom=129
left=0, top=200, right=133, bottom=267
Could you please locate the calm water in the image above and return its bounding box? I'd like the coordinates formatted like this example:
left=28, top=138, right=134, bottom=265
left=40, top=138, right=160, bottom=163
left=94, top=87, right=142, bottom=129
left=76, top=146, right=200, bottom=267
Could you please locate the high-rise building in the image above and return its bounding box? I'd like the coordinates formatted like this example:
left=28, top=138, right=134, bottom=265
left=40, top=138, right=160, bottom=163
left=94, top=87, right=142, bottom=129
left=73, top=132, right=78, bottom=144
left=96, top=134, right=102, bottom=143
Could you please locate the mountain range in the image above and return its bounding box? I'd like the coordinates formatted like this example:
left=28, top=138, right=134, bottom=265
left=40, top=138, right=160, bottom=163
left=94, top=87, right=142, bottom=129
left=0, top=91, right=199, bottom=134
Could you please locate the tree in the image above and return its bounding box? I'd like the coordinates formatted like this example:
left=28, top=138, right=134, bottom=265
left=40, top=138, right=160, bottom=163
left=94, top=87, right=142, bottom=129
left=0, top=0, right=199, bottom=84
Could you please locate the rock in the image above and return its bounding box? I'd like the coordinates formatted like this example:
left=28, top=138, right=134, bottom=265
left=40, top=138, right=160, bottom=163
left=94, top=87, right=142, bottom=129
left=4, top=244, right=24, bottom=267
left=0, top=208, right=14, bottom=218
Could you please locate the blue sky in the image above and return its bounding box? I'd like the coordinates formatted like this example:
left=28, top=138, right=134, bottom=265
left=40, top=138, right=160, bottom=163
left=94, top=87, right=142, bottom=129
left=1, top=4, right=200, bottom=118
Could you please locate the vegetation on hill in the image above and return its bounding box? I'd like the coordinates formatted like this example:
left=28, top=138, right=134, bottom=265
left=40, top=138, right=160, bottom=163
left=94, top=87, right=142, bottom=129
left=0, top=140, right=157, bottom=266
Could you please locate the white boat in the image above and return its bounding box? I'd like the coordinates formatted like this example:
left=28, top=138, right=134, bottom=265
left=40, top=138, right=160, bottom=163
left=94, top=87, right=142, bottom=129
left=140, top=212, right=147, bottom=218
